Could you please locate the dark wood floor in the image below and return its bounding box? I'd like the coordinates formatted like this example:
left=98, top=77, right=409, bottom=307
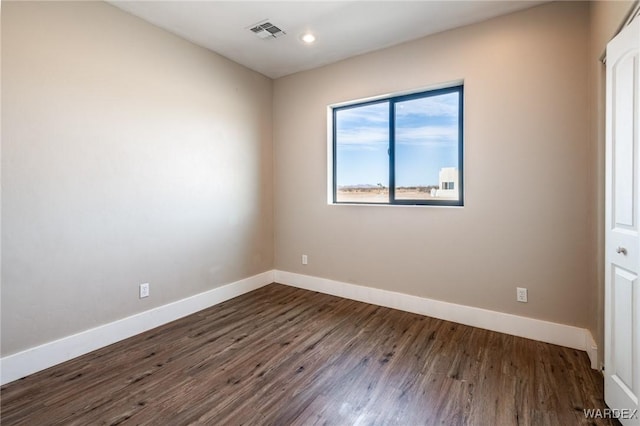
left=1, top=283, right=616, bottom=425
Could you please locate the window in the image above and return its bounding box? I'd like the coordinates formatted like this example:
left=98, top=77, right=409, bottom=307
left=332, top=85, right=463, bottom=206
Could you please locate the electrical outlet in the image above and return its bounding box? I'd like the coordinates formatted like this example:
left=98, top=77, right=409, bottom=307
left=516, top=287, right=528, bottom=303
left=139, top=283, right=150, bottom=299
left=302, top=254, right=308, bottom=265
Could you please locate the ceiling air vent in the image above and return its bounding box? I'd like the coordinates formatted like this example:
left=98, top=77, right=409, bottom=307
left=248, top=20, right=287, bottom=40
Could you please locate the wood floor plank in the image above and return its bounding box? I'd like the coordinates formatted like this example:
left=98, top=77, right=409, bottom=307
left=0, top=283, right=617, bottom=425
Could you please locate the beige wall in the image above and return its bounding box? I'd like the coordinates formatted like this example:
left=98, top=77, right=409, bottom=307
left=588, top=0, right=637, bottom=366
left=1, top=1, right=274, bottom=355
left=3, top=0, right=634, bottom=363
left=274, top=2, right=593, bottom=327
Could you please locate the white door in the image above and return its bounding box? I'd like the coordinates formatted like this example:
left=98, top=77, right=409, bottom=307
left=605, top=14, right=640, bottom=426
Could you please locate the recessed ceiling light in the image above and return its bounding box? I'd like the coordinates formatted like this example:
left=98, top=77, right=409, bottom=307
left=302, top=33, right=316, bottom=44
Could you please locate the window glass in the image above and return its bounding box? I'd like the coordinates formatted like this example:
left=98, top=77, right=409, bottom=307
left=335, top=101, right=390, bottom=203
left=394, top=92, right=460, bottom=202
left=333, top=85, right=463, bottom=206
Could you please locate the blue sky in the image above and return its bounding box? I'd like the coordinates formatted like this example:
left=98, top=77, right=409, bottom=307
left=336, top=92, right=459, bottom=187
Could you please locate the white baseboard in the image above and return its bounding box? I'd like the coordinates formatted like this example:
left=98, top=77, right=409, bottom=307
left=585, top=331, right=599, bottom=370
left=1, top=269, right=600, bottom=385
left=275, top=270, right=599, bottom=369
left=0, top=270, right=274, bottom=385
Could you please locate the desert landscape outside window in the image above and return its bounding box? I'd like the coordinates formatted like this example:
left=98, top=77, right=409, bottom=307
left=333, top=85, right=463, bottom=206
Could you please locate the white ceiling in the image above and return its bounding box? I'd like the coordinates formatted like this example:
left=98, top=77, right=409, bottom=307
left=109, top=1, right=548, bottom=79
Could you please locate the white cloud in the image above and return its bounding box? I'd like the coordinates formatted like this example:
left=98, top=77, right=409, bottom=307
left=337, top=102, right=389, bottom=126
left=337, top=125, right=457, bottom=151
left=396, top=92, right=459, bottom=118
left=395, top=125, right=458, bottom=147
left=337, top=127, right=388, bottom=151
left=335, top=92, right=459, bottom=151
